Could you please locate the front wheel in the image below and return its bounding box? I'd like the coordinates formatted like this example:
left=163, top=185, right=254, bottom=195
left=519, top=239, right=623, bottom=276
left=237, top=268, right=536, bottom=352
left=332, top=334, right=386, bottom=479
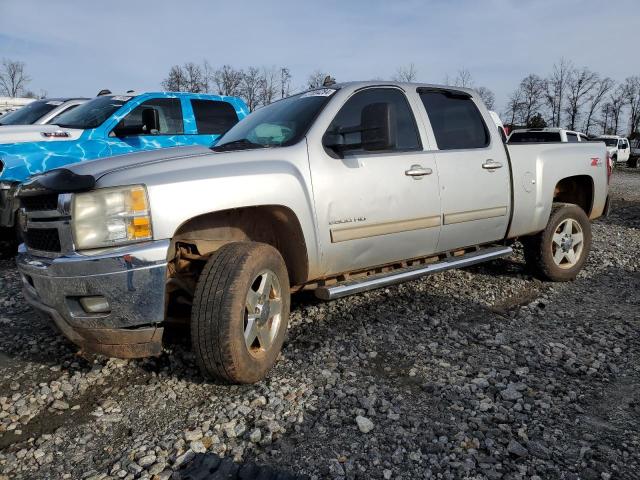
left=522, top=203, right=592, bottom=281
left=191, top=242, right=290, bottom=384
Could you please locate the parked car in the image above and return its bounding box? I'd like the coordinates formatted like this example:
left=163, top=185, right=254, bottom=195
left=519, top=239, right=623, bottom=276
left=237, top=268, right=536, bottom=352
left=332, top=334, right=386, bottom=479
left=16, top=81, right=608, bottom=383
left=628, top=138, right=639, bottom=168
left=508, top=127, right=589, bottom=143
left=0, top=98, right=87, bottom=126
left=592, top=135, right=630, bottom=165
left=0, top=91, right=249, bottom=241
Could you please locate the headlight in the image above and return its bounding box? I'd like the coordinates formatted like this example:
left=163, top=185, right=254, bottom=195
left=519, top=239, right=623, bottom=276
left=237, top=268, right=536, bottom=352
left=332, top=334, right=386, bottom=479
left=71, top=185, right=152, bottom=250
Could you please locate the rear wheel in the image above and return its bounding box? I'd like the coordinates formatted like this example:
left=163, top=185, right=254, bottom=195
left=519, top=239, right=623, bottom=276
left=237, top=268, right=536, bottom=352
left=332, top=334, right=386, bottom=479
left=628, top=157, right=638, bottom=168
left=191, top=242, right=290, bottom=384
left=522, top=203, right=592, bottom=281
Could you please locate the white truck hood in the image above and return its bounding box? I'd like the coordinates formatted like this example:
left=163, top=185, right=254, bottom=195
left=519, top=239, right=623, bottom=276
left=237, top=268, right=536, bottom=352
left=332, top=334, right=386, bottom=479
left=0, top=124, right=84, bottom=145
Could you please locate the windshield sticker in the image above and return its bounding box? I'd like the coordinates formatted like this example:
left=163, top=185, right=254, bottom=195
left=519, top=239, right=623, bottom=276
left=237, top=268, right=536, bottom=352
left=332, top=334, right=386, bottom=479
left=300, top=88, right=336, bottom=98
left=111, top=96, right=132, bottom=102
left=46, top=101, right=63, bottom=106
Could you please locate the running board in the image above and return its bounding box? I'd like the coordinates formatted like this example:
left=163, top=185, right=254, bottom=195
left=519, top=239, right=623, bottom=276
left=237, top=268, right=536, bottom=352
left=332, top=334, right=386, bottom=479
left=314, top=245, right=513, bottom=300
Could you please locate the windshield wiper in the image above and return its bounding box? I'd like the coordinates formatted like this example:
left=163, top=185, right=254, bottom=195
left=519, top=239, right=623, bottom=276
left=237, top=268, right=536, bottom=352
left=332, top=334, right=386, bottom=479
left=212, top=138, right=269, bottom=152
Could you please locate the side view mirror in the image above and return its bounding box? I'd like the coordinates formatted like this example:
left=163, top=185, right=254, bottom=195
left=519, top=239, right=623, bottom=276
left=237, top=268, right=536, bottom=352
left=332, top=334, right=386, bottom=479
left=360, top=102, right=396, bottom=151
left=323, top=102, right=396, bottom=154
left=141, top=108, right=160, bottom=134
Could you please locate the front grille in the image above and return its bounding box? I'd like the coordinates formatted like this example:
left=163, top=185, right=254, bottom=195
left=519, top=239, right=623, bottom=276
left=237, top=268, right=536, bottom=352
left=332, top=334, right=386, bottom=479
left=24, top=228, right=61, bottom=252
left=21, top=194, right=60, bottom=212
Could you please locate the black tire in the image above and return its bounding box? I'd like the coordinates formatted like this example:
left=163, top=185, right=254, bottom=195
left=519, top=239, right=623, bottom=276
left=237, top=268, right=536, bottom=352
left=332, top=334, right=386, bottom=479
left=191, top=242, right=290, bottom=384
left=522, top=203, right=592, bottom=282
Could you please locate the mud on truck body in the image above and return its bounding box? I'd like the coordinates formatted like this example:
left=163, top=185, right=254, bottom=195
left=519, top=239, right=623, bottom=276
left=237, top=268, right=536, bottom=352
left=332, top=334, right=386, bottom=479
left=16, top=81, right=609, bottom=383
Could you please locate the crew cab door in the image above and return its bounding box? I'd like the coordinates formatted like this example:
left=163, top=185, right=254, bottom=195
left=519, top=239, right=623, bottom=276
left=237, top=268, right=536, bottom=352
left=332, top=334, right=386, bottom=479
left=418, top=89, right=511, bottom=251
left=308, top=87, right=441, bottom=276
left=108, top=98, right=190, bottom=155
left=618, top=138, right=630, bottom=162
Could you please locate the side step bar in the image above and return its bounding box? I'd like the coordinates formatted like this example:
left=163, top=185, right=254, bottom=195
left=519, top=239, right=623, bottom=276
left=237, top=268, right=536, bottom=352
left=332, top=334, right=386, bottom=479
left=314, top=245, right=513, bottom=300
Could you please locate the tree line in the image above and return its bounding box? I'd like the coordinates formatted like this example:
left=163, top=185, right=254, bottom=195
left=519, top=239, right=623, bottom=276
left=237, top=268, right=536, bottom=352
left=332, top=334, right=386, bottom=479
left=504, top=58, right=640, bottom=136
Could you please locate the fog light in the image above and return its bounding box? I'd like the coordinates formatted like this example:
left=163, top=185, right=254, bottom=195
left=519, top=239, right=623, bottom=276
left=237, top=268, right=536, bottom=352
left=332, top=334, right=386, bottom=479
left=79, top=296, right=111, bottom=313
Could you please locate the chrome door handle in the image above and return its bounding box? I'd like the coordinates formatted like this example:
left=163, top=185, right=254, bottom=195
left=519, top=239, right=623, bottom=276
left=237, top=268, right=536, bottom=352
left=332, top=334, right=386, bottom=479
left=482, top=159, right=503, bottom=170
left=405, top=165, right=433, bottom=178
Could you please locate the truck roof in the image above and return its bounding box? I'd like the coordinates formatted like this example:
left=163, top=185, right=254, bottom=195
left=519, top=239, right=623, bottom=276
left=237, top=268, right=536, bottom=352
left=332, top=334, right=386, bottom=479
left=331, top=81, right=477, bottom=96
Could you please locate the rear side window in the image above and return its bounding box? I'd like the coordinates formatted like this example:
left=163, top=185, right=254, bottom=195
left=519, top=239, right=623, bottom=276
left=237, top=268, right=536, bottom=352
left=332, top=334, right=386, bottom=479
left=191, top=99, right=239, bottom=134
left=566, top=133, right=579, bottom=143
left=508, top=131, right=562, bottom=143
left=419, top=90, right=489, bottom=150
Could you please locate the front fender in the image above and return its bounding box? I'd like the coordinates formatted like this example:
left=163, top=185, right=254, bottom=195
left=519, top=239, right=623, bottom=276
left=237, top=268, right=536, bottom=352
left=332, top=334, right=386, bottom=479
left=96, top=143, right=323, bottom=278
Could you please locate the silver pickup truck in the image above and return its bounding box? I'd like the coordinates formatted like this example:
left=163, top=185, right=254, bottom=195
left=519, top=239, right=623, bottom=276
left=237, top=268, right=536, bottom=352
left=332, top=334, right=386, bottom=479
left=16, top=81, right=609, bottom=383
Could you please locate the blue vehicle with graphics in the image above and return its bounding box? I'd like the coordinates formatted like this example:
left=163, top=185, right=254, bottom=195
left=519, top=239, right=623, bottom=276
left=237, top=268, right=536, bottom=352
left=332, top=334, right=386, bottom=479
left=0, top=91, right=248, bottom=236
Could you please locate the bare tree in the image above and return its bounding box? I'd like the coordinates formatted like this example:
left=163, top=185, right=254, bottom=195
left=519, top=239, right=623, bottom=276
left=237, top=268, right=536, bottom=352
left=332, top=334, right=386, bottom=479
left=607, top=86, right=626, bottom=135
left=183, top=62, right=207, bottom=93
left=240, top=67, right=262, bottom=112
left=622, top=76, right=640, bottom=136
left=544, top=58, right=572, bottom=127
left=280, top=67, right=292, bottom=98
left=475, top=86, right=495, bottom=110
left=564, top=67, right=598, bottom=131
left=583, top=77, right=614, bottom=135
left=393, top=63, right=417, bottom=82
left=214, top=65, right=243, bottom=97
left=307, top=70, right=329, bottom=89
left=161, top=65, right=187, bottom=92
left=454, top=68, right=474, bottom=88
left=518, top=74, right=546, bottom=126
left=258, top=66, right=279, bottom=106
left=505, top=87, right=525, bottom=126
left=0, top=58, right=31, bottom=97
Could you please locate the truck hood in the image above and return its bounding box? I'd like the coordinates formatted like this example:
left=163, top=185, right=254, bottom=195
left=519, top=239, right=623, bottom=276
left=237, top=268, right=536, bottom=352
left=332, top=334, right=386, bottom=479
left=62, top=145, right=213, bottom=180
left=0, top=124, right=84, bottom=145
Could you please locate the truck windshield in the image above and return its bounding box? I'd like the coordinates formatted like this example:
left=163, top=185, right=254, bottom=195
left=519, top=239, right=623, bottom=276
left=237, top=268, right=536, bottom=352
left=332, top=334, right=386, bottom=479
left=213, top=89, right=336, bottom=151
left=53, top=95, right=131, bottom=129
left=594, top=138, right=618, bottom=147
left=0, top=100, right=57, bottom=125
left=508, top=131, right=561, bottom=143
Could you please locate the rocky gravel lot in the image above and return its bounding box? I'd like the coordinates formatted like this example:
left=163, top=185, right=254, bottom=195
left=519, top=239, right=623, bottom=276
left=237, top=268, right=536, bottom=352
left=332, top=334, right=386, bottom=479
left=0, top=168, right=639, bottom=480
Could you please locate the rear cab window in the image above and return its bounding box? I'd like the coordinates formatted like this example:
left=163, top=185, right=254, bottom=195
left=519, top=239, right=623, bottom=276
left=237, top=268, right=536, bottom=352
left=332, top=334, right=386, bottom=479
left=418, top=89, right=489, bottom=150
left=191, top=99, right=239, bottom=134
left=508, top=131, right=562, bottom=143
left=566, top=133, right=579, bottom=143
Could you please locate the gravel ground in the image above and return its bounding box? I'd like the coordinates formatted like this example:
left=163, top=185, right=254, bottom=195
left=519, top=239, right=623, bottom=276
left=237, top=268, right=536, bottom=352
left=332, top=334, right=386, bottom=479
left=0, top=168, right=638, bottom=480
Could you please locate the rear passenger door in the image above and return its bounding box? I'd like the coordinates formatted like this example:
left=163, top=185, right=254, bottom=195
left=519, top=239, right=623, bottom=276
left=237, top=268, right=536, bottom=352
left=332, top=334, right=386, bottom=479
left=190, top=99, right=240, bottom=145
left=418, top=89, right=511, bottom=251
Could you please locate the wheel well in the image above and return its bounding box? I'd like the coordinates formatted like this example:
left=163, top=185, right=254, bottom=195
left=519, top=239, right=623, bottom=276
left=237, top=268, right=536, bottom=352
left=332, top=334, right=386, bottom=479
left=553, top=175, right=594, bottom=215
left=169, top=205, right=309, bottom=286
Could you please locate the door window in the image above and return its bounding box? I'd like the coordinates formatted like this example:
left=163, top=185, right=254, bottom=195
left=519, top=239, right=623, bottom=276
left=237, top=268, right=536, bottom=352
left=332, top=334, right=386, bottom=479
left=419, top=89, right=490, bottom=150
left=325, top=88, right=421, bottom=153
left=116, top=98, right=183, bottom=136
left=191, top=99, right=239, bottom=134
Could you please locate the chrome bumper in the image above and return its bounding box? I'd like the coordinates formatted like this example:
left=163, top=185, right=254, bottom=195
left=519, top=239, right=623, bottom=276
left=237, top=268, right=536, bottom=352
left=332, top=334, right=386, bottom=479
left=16, top=239, right=170, bottom=357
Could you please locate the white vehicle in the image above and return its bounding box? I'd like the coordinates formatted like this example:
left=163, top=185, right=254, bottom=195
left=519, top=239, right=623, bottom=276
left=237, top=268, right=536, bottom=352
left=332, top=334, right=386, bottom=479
left=508, top=127, right=589, bottom=143
left=0, top=97, right=34, bottom=116
left=0, top=98, right=87, bottom=127
left=593, top=135, right=630, bottom=165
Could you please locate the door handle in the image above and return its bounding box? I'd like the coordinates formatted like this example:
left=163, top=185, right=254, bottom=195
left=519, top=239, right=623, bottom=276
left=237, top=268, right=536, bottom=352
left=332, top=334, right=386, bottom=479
left=405, top=165, right=433, bottom=178
left=482, top=159, right=503, bottom=170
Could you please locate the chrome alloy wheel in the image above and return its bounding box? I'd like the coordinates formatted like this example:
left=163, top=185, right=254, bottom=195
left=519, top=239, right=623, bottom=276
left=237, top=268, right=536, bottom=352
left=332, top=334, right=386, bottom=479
left=551, top=218, right=584, bottom=269
left=244, top=269, right=282, bottom=355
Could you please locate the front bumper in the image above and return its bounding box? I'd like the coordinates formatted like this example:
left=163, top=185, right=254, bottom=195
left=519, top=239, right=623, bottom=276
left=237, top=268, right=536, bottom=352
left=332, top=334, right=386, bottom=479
left=16, top=239, right=170, bottom=358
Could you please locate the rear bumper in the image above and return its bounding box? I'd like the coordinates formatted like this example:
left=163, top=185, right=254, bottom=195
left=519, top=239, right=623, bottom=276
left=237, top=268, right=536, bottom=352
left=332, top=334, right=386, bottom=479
left=16, top=240, right=170, bottom=358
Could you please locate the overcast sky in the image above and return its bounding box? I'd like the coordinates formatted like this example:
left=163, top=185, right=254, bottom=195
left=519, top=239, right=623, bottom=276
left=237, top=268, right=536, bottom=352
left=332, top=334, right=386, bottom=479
left=0, top=0, right=637, bottom=115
